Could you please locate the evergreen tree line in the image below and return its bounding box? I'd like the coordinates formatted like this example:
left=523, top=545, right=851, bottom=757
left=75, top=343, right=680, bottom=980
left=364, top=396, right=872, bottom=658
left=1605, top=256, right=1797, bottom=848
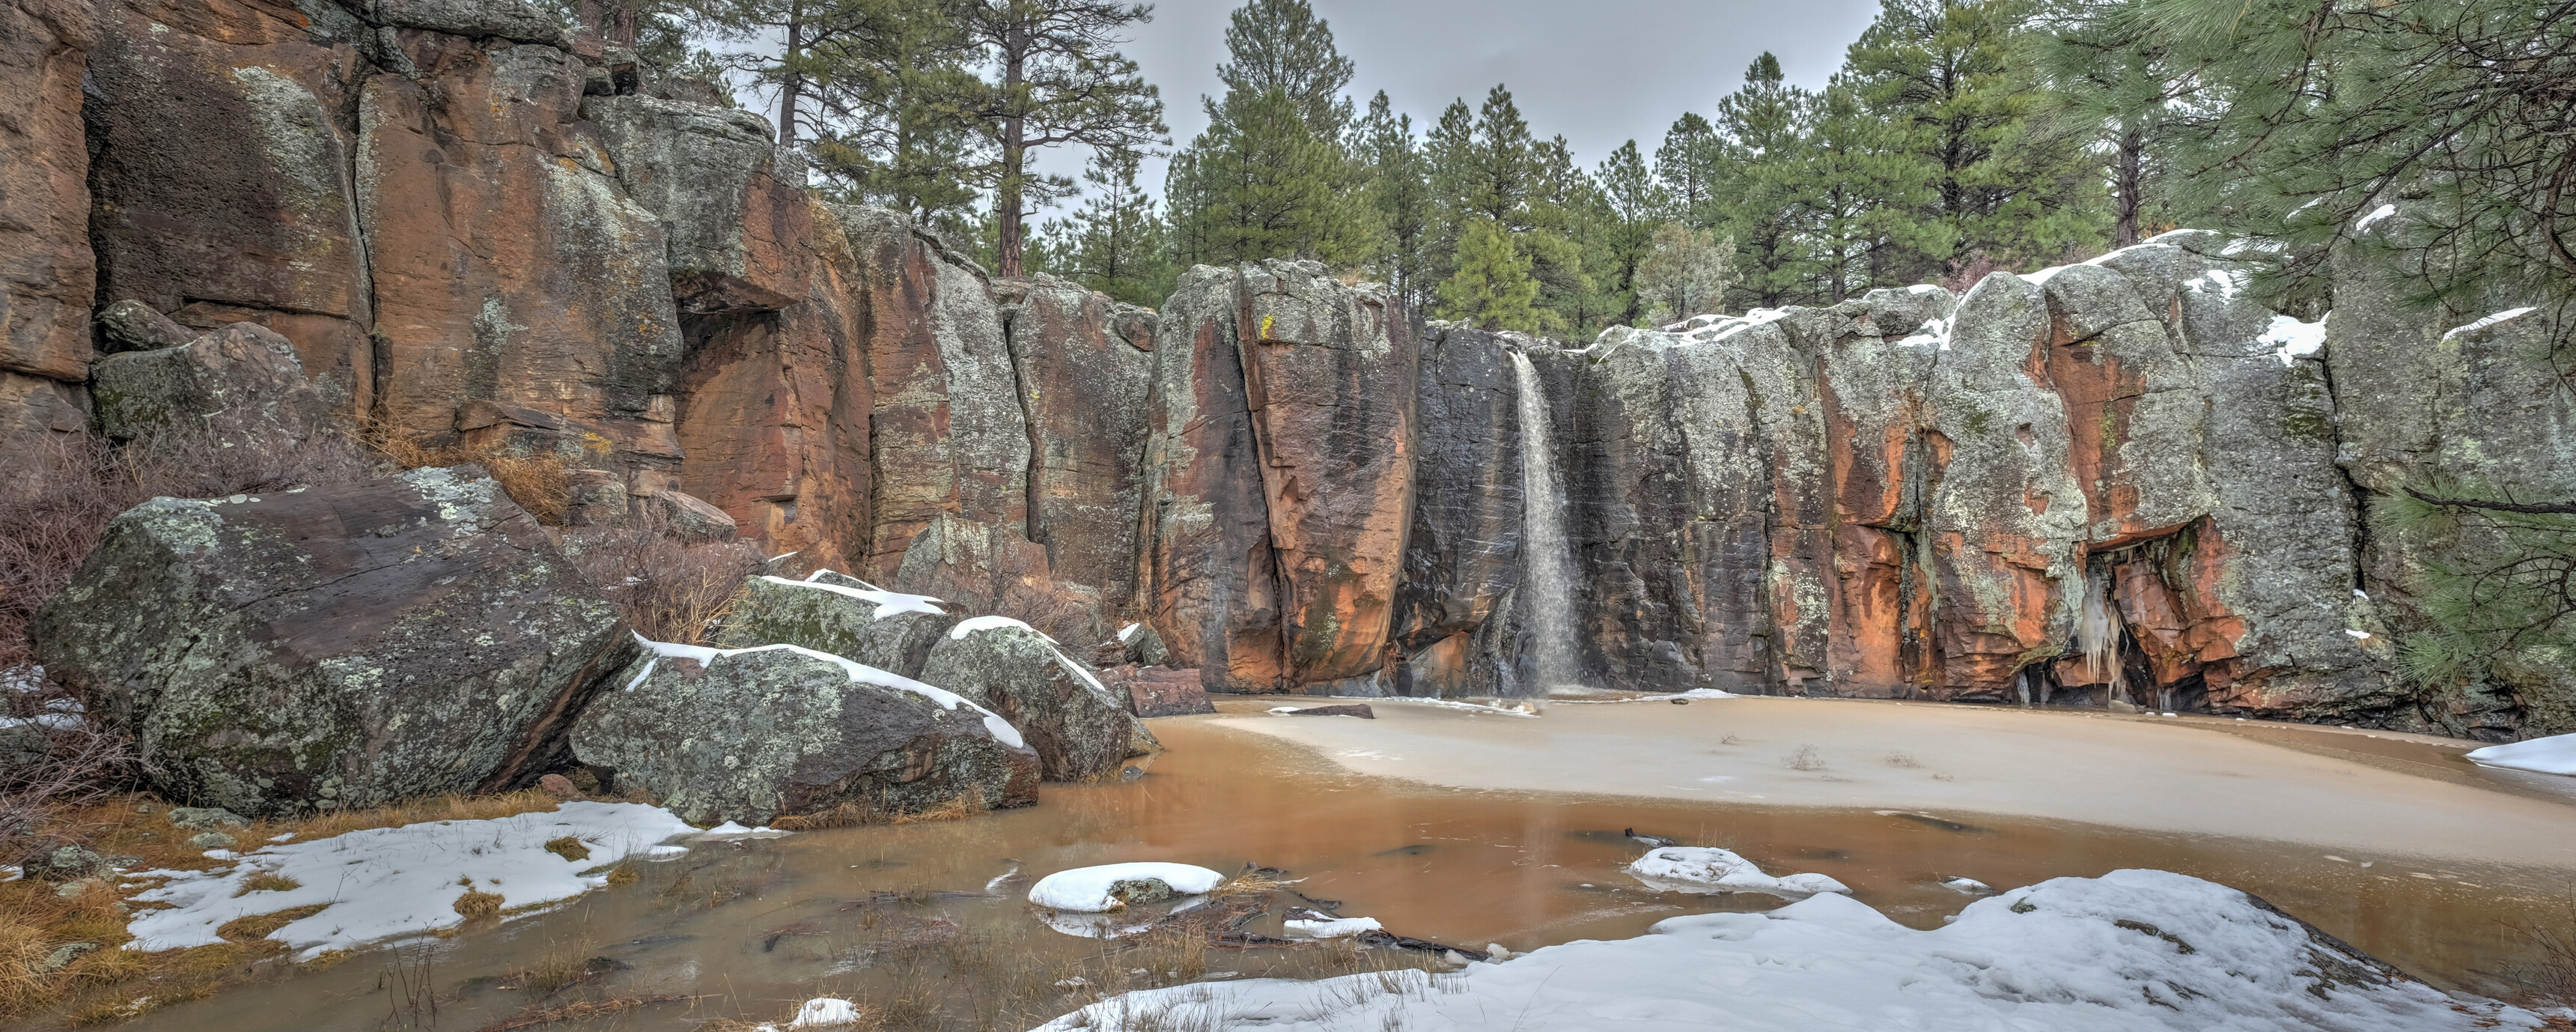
left=663, top=0, right=2572, bottom=353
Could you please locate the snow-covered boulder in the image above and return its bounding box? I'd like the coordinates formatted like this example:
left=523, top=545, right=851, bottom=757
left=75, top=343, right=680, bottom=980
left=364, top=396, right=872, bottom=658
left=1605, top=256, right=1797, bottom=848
left=571, top=637, right=1038, bottom=825
left=1625, top=846, right=1851, bottom=897
left=33, top=466, right=630, bottom=818
left=918, top=617, right=1157, bottom=781
left=1027, top=862, right=1225, bottom=912
left=714, top=570, right=959, bottom=679
left=1033, top=869, right=2545, bottom=1031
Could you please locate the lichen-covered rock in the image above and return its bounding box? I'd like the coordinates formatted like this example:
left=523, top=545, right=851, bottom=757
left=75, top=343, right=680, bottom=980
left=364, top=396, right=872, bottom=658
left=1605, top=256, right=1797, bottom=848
left=648, top=489, right=739, bottom=543
left=998, top=276, right=1155, bottom=614
left=89, top=323, right=334, bottom=447
left=839, top=207, right=1031, bottom=579
left=358, top=33, right=683, bottom=455
left=585, top=94, right=806, bottom=315
left=1119, top=622, right=1169, bottom=667
left=712, top=571, right=958, bottom=679
left=571, top=641, right=1039, bottom=825
left=165, top=807, right=247, bottom=831
left=31, top=466, right=631, bottom=817
left=95, top=300, right=198, bottom=354
left=16, top=844, right=106, bottom=881
left=916, top=619, right=1155, bottom=781
left=0, top=370, right=88, bottom=469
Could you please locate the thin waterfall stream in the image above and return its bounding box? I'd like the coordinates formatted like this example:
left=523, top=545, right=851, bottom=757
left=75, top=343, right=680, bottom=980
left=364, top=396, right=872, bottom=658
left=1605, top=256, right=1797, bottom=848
left=1510, top=350, right=1583, bottom=693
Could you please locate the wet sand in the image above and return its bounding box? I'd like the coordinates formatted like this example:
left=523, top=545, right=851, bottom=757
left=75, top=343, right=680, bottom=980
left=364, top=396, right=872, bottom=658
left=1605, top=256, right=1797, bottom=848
left=1217, top=696, right=2576, bottom=869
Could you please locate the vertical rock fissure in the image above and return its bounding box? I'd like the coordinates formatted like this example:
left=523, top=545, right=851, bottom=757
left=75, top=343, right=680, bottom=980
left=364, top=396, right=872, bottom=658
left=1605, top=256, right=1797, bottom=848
left=1509, top=350, right=1581, bottom=693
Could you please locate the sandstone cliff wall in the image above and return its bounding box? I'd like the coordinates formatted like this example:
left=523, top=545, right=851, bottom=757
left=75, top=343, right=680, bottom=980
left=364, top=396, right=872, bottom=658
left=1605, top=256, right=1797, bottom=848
left=6, top=0, right=2572, bottom=739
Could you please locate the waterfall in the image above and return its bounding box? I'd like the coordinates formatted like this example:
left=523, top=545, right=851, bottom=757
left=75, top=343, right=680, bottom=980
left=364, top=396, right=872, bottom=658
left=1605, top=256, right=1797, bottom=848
left=1510, top=350, right=1583, bottom=693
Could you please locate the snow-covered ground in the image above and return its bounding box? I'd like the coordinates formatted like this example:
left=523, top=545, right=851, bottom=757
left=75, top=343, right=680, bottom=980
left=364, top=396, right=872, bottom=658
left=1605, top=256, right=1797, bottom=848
left=1030, top=869, right=2547, bottom=1032
left=124, top=801, right=701, bottom=959
left=2467, top=732, right=2576, bottom=776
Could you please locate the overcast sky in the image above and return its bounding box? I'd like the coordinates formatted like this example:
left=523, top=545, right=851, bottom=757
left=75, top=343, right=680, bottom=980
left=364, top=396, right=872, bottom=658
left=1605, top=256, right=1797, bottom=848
left=1024, top=0, right=1885, bottom=216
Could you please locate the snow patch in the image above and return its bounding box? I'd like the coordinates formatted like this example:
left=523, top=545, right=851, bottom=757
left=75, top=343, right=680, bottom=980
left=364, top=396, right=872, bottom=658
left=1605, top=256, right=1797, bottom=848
left=2259, top=315, right=2327, bottom=365
left=1553, top=688, right=1740, bottom=705
left=124, top=802, right=696, bottom=959
left=1116, top=623, right=1142, bottom=643
left=2442, top=307, right=2537, bottom=340
left=1032, top=869, right=2543, bottom=1032
left=2357, top=204, right=2398, bottom=231
left=1897, top=315, right=1952, bottom=350
left=2466, top=732, right=2576, bottom=776
left=1625, top=846, right=1851, bottom=897
left=951, top=615, right=1047, bottom=640
left=1284, top=915, right=1382, bottom=938
left=626, top=634, right=1023, bottom=748
left=1376, top=697, right=1540, bottom=718
left=1028, top=863, right=1226, bottom=912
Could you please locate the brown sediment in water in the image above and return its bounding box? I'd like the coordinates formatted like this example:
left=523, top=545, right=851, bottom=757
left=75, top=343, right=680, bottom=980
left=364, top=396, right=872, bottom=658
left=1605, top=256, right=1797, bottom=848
left=87, top=715, right=2575, bottom=1031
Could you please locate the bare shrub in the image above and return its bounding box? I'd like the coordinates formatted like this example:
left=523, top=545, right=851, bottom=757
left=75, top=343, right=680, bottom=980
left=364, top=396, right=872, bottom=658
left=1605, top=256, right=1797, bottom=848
left=1782, top=745, right=1827, bottom=772
left=2503, top=894, right=2576, bottom=1010
left=564, top=518, right=760, bottom=644
left=1884, top=753, right=1922, bottom=768
left=0, top=428, right=374, bottom=670
left=0, top=703, right=138, bottom=858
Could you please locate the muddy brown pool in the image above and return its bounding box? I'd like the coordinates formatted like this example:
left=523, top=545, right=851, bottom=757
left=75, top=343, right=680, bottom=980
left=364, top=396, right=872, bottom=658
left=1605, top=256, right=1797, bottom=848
left=93, top=717, right=2572, bottom=1031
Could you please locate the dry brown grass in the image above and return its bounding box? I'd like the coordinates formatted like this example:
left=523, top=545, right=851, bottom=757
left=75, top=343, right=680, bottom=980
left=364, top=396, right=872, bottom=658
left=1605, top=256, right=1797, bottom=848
left=541, top=836, right=591, bottom=863
left=216, top=903, right=329, bottom=942
left=363, top=427, right=576, bottom=526
left=454, top=881, right=506, bottom=923
left=469, top=995, right=707, bottom=1032
left=772, top=788, right=988, bottom=831
left=235, top=870, right=300, bottom=894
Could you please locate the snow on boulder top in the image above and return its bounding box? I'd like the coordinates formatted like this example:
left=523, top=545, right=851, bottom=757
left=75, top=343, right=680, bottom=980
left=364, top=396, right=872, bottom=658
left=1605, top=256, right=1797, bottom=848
left=759, top=572, right=947, bottom=619
left=1626, top=846, right=1852, bottom=897
left=626, top=634, right=1023, bottom=749
left=1116, top=622, right=1142, bottom=643
left=2464, top=732, right=2576, bottom=777
left=1033, top=868, right=2546, bottom=1032
left=1027, top=862, right=1226, bottom=912
left=123, top=801, right=697, bottom=959
left=949, top=614, right=1050, bottom=641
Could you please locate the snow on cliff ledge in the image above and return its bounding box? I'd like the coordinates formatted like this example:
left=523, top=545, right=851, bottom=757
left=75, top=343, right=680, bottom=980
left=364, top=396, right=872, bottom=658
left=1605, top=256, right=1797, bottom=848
left=1029, top=869, right=2546, bottom=1032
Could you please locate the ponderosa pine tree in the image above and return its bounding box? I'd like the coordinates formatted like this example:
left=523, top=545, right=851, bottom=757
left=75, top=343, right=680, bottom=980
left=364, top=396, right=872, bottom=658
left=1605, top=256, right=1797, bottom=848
left=1785, top=81, right=1934, bottom=300
left=1711, top=52, right=1817, bottom=308
left=1354, top=92, right=1435, bottom=309
left=951, top=0, right=1165, bottom=277
left=1654, top=112, right=1726, bottom=228
left=798, top=0, right=985, bottom=230
left=1595, top=140, right=1669, bottom=324
left=2028, top=0, right=2199, bottom=247
left=1438, top=218, right=1554, bottom=334
left=1214, top=0, right=1356, bottom=139
left=1048, top=143, right=1172, bottom=305
left=1166, top=87, right=1377, bottom=267
left=1843, top=0, right=2102, bottom=280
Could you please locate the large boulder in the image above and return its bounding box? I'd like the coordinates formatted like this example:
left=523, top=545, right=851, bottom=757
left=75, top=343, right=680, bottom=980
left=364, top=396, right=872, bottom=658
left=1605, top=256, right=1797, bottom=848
left=712, top=570, right=958, bottom=679
left=570, top=641, right=1039, bottom=825
left=584, top=94, right=805, bottom=316
left=31, top=466, right=630, bottom=817
left=88, top=323, right=334, bottom=446
left=916, top=619, right=1155, bottom=781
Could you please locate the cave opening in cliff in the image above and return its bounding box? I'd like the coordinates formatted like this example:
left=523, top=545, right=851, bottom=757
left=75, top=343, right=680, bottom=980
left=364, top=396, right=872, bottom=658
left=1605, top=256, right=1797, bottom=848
left=2062, top=527, right=2215, bottom=713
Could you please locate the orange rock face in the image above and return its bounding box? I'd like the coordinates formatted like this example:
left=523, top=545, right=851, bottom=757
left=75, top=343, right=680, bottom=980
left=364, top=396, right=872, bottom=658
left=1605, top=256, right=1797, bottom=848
left=359, top=34, right=681, bottom=452
left=82, top=0, right=374, bottom=410
left=0, top=0, right=95, bottom=391
left=997, top=276, right=1155, bottom=616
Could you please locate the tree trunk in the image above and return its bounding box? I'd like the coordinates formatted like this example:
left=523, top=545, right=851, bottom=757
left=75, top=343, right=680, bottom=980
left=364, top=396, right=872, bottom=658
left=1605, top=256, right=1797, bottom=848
left=993, top=21, right=1029, bottom=276
left=2113, top=127, right=2145, bottom=248
left=778, top=0, right=806, bottom=147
